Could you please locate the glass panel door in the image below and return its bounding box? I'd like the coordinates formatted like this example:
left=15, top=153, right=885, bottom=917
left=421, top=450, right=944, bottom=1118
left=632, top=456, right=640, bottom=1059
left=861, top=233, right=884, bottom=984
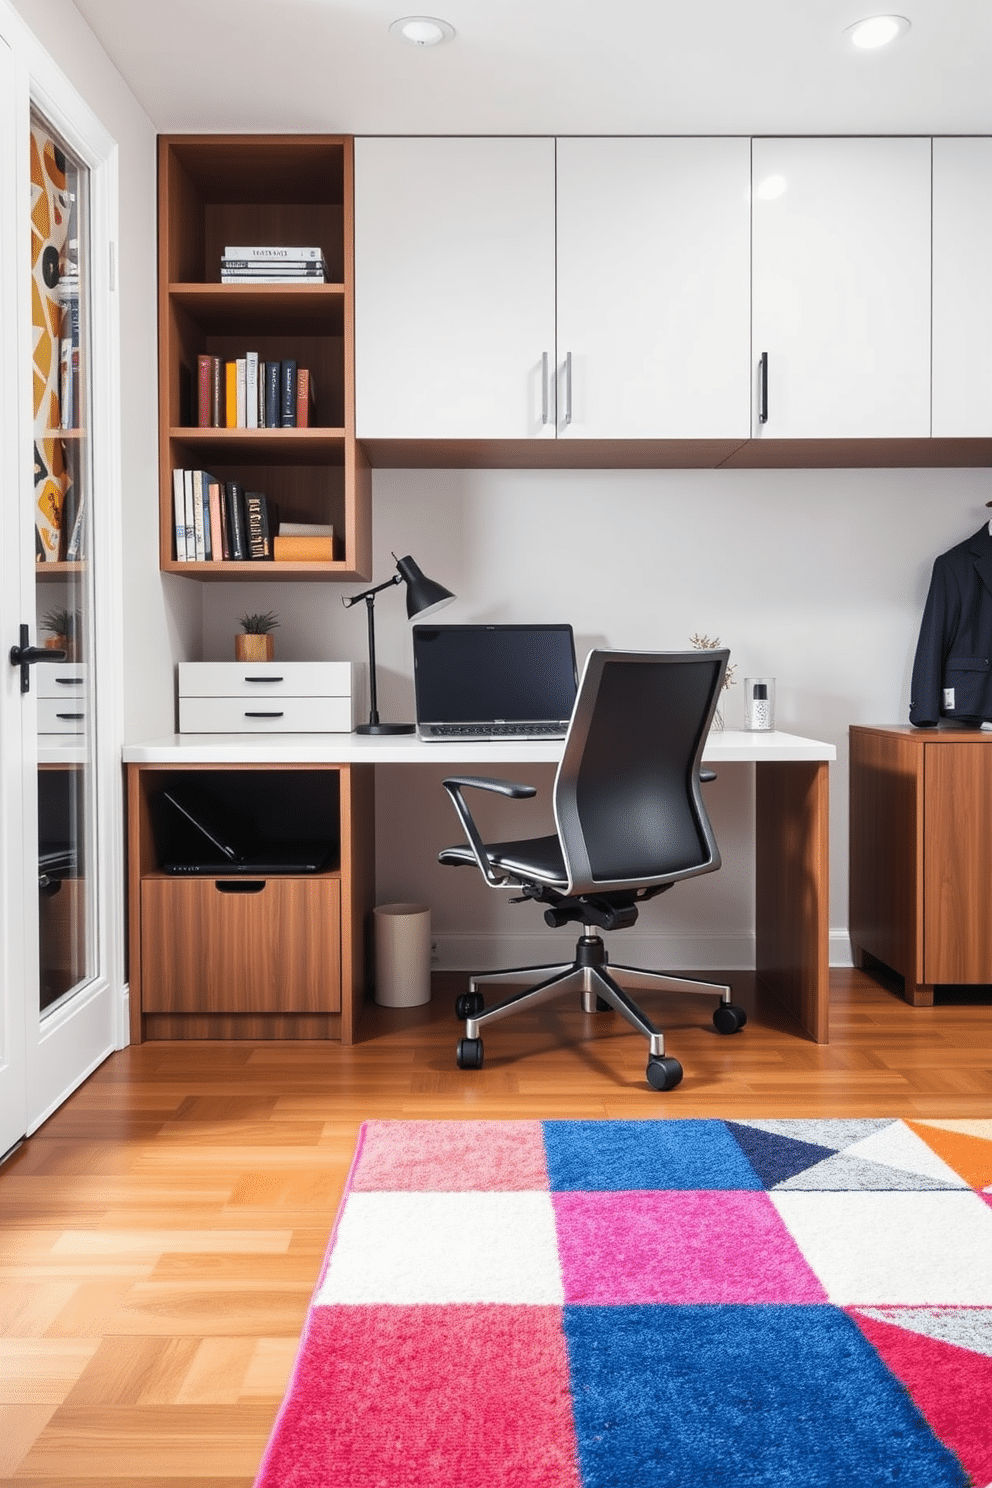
left=31, top=109, right=96, bottom=1019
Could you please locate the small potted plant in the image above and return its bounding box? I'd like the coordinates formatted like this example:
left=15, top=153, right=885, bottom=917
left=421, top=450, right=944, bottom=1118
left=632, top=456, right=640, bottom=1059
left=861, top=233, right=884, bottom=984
left=236, top=610, right=279, bottom=662
left=41, top=607, right=80, bottom=662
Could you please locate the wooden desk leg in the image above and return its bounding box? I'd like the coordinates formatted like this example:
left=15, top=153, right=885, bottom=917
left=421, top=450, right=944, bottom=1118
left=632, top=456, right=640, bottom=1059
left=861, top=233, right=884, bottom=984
left=755, top=758, right=830, bottom=1044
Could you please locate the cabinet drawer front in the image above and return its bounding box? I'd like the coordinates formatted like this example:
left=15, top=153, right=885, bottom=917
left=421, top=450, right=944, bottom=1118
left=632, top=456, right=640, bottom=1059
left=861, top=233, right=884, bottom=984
left=38, top=697, right=87, bottom=734
left=178, top=661, right=356, bottom=698
left=141, top=875, right=341, bottom=1014
left=35, top=662, right=88, bottom=697
left=179, top=696, right=355, bottom=733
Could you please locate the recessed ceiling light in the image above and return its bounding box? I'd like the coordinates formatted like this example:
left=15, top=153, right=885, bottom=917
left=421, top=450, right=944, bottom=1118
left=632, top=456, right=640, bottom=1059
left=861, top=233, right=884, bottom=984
left=846, top=14, right=911, bottom=49
left=389, top=16, right=455, bottom=46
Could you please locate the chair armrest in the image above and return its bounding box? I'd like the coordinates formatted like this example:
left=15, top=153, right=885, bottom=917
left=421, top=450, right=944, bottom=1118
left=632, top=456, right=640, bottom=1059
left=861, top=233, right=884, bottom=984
left=442, top=776, right=538, bottom=799
left=441, top=776, right=537, bottom=888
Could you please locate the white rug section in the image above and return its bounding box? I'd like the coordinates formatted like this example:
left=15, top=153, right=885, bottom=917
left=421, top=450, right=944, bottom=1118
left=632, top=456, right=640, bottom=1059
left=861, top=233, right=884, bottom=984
left=842, top=1122, right=970, bottom=1187
left=315, top=1190, right=564, bottom=1305
left=771, top=1190, right=992, bottom=1306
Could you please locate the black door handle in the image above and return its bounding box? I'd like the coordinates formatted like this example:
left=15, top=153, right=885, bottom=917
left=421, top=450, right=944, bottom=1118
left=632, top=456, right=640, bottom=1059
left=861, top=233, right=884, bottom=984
left=10, top=624, right=65, bottom=693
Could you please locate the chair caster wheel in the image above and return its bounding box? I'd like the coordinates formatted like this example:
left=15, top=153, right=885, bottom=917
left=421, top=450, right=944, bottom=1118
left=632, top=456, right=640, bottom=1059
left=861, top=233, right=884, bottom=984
left=646, top=1056, right=683, bottom=1091
left=455, top=992, right=484, bottom=1020
left=457, top=1037, right=484, bottom=1070
left=713, top=1003, right=747, bottom=1035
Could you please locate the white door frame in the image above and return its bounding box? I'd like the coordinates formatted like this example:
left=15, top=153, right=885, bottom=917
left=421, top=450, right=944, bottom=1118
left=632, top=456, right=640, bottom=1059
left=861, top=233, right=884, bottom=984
left=0, top=0, right=126, bottom=1150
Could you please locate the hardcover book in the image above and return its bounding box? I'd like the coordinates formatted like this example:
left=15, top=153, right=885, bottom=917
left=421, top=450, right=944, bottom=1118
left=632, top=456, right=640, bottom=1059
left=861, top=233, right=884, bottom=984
left=225, top=480, right=247, bottom=562
left=280, top=360, right=298, bottom=428
left=264, top=362, right=281, bottom=428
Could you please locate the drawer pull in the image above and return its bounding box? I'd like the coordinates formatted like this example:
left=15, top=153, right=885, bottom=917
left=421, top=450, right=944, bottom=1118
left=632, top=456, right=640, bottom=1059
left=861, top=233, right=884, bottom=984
left=244, top=675, right=284, bottom=683
left=56, top=712, right=85, bottom=720
left=244, top=710, right=284, bottom=718
left=55, top=677, right=84, bottom=685
left=215, top=880, right=266, bottom=893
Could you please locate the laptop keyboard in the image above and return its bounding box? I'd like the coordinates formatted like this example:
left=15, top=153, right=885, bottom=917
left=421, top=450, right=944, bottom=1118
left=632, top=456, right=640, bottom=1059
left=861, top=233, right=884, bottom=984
left=424, top=722, right=568, bottom=739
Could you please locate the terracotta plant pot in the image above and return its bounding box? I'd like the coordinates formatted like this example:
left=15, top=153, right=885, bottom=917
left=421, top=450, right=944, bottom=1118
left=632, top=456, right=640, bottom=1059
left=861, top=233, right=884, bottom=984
left=235, top=633, right=274, bottom=662
left=46, top=634, right=74, bottom=662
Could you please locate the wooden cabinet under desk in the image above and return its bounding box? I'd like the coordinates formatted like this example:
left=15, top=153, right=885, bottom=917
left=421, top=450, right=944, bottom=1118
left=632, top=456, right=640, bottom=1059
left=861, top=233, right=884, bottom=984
left=850, top=724, right=992, bottom=1005
left=126, top=759, right=374, bottom=1043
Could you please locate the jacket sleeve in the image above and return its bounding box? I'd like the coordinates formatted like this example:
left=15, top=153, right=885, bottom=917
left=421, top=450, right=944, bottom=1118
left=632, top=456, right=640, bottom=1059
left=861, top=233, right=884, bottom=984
left=909, top=558, right=958, bottom=727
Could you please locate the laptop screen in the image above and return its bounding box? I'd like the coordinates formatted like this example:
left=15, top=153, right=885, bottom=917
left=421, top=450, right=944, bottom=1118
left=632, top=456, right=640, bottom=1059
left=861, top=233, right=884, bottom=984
left=413, top=624, right=578, bottom=727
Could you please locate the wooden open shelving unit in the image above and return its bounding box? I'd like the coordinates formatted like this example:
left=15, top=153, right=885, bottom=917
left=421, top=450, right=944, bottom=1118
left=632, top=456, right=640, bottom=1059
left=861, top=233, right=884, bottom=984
left=157, top=134, right=371, bottom=582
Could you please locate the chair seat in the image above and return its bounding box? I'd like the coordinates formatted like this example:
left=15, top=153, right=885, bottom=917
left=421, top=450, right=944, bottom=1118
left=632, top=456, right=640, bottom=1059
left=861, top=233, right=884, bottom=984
left=438, top=833, right=567, bottom=887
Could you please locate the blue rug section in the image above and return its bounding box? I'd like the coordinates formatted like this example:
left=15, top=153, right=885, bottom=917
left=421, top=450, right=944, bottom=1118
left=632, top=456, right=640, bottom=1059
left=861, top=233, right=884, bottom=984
left=542, top=1119, right=762, bottom=1192
left=726, top=1121, right=839, bottom=1188
left=562, top=1304, right=970, bottom=1488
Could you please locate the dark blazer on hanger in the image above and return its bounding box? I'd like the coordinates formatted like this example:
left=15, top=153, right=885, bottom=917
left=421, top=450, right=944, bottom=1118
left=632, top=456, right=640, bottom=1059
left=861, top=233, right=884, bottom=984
left=910, top=524, right=992, bottom=726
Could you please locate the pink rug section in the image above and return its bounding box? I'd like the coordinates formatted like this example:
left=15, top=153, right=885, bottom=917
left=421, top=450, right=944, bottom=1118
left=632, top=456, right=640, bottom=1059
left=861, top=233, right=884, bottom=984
left=350, top=1119, right=550, bottom=1191
left=254, top=1303, right=581, bottom=1488
left=850, top=1310, right=992, bottom=1486
left=553, top=1189, right=829, bottom=1305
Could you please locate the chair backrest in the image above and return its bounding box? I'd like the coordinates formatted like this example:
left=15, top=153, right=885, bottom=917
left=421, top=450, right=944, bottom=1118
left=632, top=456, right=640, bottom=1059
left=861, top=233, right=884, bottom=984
left=553, top=649, right=728, bottom=897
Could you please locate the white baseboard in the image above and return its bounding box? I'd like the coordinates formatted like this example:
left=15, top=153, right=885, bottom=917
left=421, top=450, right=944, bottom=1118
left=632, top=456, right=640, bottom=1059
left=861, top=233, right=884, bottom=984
left=435, top=930, right=856, bottom=972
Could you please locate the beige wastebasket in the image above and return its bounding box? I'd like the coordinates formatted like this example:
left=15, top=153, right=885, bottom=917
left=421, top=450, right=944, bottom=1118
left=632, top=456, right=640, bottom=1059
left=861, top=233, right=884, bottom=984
left=373, top=902, right=432, bottom=1007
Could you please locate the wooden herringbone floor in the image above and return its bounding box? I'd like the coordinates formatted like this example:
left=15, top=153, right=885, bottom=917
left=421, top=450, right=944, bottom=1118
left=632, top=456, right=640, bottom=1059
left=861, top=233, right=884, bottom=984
left=1, top=967, right=990, bottom=1484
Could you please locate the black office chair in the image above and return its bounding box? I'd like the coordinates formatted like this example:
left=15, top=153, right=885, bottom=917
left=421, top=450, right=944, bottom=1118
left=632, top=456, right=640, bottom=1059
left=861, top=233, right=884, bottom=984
left=438, top=648, right=747, bottom=1090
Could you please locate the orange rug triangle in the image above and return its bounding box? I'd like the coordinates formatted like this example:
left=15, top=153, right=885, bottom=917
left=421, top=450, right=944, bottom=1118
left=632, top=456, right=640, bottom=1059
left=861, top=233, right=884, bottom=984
left=906, top=1122, right=992, bottom=1189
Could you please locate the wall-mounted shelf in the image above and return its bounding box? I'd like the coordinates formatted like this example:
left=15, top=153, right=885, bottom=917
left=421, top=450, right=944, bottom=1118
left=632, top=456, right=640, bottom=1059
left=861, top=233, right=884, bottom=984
left=157, top=134, right=370, bottom=582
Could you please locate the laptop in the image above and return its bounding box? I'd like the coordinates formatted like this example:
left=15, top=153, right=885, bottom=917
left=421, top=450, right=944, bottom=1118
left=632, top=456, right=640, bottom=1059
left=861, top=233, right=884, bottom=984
left=158, top=785, right=333, bottom=875
left=413, top=623, right=578, bottom=741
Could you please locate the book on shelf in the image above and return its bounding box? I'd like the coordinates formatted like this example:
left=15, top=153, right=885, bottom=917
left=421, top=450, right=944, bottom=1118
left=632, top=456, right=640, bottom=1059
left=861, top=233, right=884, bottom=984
left=197, top=354, right=213, bottom=427
left=208, top=481, right=226, bottom=561
left=296, top=367, right=315, bottom=428
left=59, top=284, right=80, bottom=430
left=280, top=360, right=297, bottom=428
left=235, top=358, right=247, bottom=427
left=245, top=352, right=259, bottom=431
left=264, top=362, right=281, bottom=428
left=64, top=483, right=86, bottom=561
left=173, top=468, right=188, bottom=561
left=220, top=268, right=328, bottom=283
left=272, top=534, right=334, bottom=562
left=225, top=480, right=247, bottom=561
left=224, top=245, right=325, bottom=261
left=224, top=362, right=238, bottom=429
left=191, top=470, right=215, bottom=560
left=212, top=357, right=223, bottom=426
left=279, top=521, right=334, bottom=538
left=245, top=491, right=277, bottom=560
left=182, top=470, right=195, bottom=560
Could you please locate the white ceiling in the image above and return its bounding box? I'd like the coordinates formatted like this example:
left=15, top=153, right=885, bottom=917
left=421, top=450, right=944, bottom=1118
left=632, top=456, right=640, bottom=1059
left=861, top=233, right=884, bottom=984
left=71, top=0, right=992, bottom=137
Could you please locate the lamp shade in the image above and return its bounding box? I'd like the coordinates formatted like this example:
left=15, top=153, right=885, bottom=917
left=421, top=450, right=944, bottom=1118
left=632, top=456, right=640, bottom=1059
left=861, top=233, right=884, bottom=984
left=396, top=554, right=456, bottom=619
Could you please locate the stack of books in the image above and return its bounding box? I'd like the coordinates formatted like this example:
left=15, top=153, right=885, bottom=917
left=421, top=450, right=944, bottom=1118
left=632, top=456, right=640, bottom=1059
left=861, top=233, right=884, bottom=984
left=197, top=354, right=315, bottom=429
left=172, top=472, right=334, bottom=565
left=220, top=245, right=328, bottom=284
left=273, top=522, right=335, bottom=562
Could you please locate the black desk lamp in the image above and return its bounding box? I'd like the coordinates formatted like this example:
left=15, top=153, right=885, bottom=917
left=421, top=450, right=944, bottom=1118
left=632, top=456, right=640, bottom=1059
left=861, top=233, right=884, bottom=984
left=343, top=553, right=455, bottom=735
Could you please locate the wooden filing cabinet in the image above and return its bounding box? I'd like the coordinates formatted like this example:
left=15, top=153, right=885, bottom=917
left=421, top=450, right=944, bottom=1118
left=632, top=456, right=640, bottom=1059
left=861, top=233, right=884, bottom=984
left=126, top=760, right=374, bottom=1043
left=850, top=724, right=992, bottom=1004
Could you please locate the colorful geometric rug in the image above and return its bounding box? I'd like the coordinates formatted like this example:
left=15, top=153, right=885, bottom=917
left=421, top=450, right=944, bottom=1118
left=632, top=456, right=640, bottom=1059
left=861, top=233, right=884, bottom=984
left=254, top=1118, right=992, bottom=1488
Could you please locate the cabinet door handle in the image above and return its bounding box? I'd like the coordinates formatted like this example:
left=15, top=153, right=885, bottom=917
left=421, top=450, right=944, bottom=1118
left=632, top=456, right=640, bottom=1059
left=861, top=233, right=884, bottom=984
left=244, top=676, right=283, bottom=683
left=541, top=351, right=550, bottom=424
left=215, top=879, right=266, bottom=893
left=759, top=351, right=769, bottom=425
left=244, top=711, right=284, bottom=718
left=563, top=351, right=573, bottom=426
left=55, top=676, right=84, bottom=685
left=56, top=712, right=85, bottom=720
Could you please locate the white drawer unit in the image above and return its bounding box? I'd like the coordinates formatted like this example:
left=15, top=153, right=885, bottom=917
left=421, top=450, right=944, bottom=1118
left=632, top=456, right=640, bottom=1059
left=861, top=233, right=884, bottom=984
left=36, top=662, right=88, bottom=735
left=177, top=662, right=361, bottom=734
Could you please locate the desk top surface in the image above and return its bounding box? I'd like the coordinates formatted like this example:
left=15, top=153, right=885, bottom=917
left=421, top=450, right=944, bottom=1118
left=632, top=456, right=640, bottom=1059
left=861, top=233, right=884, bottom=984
left=123, top=728, right=836, bottom=766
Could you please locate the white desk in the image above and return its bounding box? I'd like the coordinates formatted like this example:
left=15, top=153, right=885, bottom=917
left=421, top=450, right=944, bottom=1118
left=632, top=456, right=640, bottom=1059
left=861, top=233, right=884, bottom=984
left=123, top=729, right=835, bottom=1046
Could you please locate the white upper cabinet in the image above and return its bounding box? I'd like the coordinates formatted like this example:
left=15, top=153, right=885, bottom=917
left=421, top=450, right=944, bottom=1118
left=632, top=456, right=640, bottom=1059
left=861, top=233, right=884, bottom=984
left=555, top=137, right=751, bottom=439
left=932, top=137, right=992, bottom=438
left=751, top=137, right=932, bottom=440
left=354, top=137, right=556, bottom=440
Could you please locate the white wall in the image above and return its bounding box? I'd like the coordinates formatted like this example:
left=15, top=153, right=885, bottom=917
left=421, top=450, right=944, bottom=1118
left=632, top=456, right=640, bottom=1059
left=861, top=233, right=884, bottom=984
left=202, top=464, right=992, bottom=967
left=11, top=0, right=197, bottom=743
